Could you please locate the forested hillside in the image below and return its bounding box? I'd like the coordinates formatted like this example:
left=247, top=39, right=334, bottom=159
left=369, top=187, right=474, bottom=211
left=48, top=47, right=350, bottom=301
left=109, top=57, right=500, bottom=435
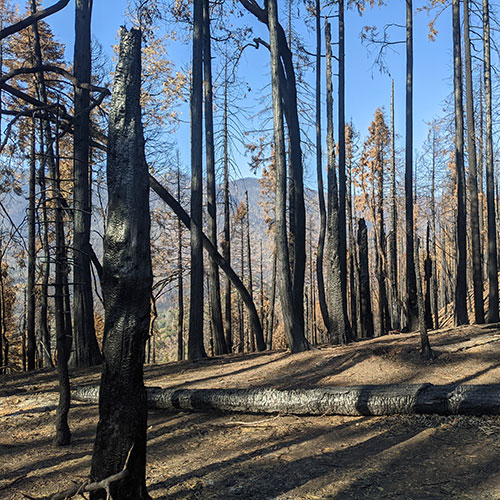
left=1, top=0, right=500, bottom=498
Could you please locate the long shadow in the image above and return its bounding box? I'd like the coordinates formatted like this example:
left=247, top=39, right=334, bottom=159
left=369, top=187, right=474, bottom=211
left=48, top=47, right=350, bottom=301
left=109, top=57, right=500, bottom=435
left=147, top=421, right=421, bottom=500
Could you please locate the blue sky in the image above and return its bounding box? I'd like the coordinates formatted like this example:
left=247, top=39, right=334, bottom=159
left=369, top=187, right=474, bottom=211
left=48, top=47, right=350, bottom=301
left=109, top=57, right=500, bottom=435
left=40, top=0, right=468, bottom=186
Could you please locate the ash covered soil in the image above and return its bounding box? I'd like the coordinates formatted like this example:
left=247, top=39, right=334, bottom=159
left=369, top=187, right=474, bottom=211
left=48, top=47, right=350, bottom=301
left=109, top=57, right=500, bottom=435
left=2, top=323, right=500, bottom=499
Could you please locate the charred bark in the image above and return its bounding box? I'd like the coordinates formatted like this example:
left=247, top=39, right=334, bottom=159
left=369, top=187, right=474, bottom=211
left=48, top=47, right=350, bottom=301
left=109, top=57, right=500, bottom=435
left=71, top=0, right=102, bottom=368
left=358, top=218, right=374, bottom=339
left=89, top=28, right=152, bottom=500
left=75, top=384, right=500, bottom=417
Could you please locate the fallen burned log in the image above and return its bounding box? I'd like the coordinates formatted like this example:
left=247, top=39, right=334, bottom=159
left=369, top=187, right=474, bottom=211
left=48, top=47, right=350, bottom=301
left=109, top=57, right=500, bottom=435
left=73, top=384, right=500, bottom=416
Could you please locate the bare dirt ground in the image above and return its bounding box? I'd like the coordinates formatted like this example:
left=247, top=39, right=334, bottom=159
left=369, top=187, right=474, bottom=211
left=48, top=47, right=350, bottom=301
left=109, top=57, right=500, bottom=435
left=2, top=323, right=500, bottom=499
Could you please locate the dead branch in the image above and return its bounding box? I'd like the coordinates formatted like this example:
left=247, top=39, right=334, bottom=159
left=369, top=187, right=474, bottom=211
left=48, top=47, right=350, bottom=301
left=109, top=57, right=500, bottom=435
left=0, top=0, right=70, bottom=41
left=23, top=446, right=134, bottom=500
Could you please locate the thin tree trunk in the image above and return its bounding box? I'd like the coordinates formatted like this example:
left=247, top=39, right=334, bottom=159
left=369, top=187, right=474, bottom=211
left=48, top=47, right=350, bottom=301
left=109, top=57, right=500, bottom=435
left=389, top=80, right=400, bottom=330
left=149, top=176, right=266, bottom=350
left=483, top=0, right=499, bottom=323
left=90, top=29, right=152, bottom=500
left=464, top=0, right=484, bottom=324
left=315, top=0, right=329, bottom=332
left=71, top=0, right=101, bottom=367
left=424, top=223, right=433, bottom=329
left=27, top=120, right=36, bottom=370
left=338, top=0, right=351, bottom=339
left=245, top=191, right=255, bottom=352
left=177, top=165, right=184, bottom=362
left=222, top=59, right=232, bottom=352
left=453, top=0, right=469, bottom=326
left=267, top=249, right=277, bottom=350
left=30, top=1, right=70, bottom=444
left=203, top=0, right=226, bottom=355
left=405, top=0, right=418, bottom=331
left=188, top=0, right=207, bottom=360
left=415, top=237, right=433, bottom=360
left=431, top=133, right=439, bottom=329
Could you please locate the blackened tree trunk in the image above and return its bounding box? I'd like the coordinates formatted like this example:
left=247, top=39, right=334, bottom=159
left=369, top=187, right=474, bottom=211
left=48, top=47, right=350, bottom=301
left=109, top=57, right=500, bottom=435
left=71, top=0, right=102, bottom=367
left=188, top=0, right=207, bottom=360
left=27, top=121, right=36, bottom=370
left=222, top=58, right=232, bottom=352
left=464, top=0, right=484, bottom=324
left=389, top=80, right=400, bottom=330
left=415, top=238, right=433, bottom=360
left=325, top=19, right=348, bottom=345
left=245, top=191, right=255, bottom=351
left=149, top=176, right=266, bottom=351
left=424, top=223, right=433, bottom=329
left=268, top=0, right=308, bottom=353
left=358, top=218, right=374, bottom=338
left=177, top=165, right=184, bottom=362
left=453, top=0, right=469, bottom=326
left=431, top=128, right=439, bottom=329
left=315, top=0, right=328, bottom=332
left=483, top=0, right=499, bottom=323
left=203, top=0, right=226, bottom=355
left=90, top=28, right=152, bottom=500
left=337, top=0, right=351, bottom=339
left=376, top=137, right=390, bottom=335
left=30, top=0, right=70, bottom=444
left=405, top=0, right=418, bottom=332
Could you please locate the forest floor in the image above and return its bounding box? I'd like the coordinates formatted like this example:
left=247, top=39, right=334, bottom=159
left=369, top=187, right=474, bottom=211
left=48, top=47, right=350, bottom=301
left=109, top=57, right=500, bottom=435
left=2, top=323, right=500, bottom=499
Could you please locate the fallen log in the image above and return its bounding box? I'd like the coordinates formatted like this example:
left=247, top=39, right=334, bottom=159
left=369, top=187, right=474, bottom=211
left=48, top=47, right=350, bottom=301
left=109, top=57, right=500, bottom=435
left=74, top=383, right=500, bottom=416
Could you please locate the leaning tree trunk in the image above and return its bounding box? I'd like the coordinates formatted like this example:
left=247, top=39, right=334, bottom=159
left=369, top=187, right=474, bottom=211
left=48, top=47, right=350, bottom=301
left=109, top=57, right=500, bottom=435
left=405, top=0, right=418, bottom=332
left=188, top=0, right=207, bottom=360
left=268, top=0, right=308, bottom=353
left=203, top=0, right=226, bottom=355
left=483, top=0, right=499, bottom=323
left=464, top=0, right=484, bottom=324
left=149, top=176, right=266, bottom=350
left=71, top=0, right=102, bottom=368
left=89, top=28, right=152, bottom=500
left=453, top=0, right=469, bottom=326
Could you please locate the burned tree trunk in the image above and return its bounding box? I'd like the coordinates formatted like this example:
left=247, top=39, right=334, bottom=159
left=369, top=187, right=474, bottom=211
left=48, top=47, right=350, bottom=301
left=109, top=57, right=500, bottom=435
left=453, top=0, right=468, bottom=326
left=325, top=19, right=348, bottom=345
left=75, top=384, right=500, bottom=417
left=71, top=0, right=102, bottom=367
left=90, top=28, right=152, bottom=500
left=358, top=218, right=374, bottom=338
left=203, top=0, right=226, bottom=355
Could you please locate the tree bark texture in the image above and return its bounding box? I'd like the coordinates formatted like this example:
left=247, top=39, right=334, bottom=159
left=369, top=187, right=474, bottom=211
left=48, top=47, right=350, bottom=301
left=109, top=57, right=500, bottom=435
left=268, top=0, right=308, bottom=353
left=90, top=28, right=152, bottom=500
left=325, top=19, right=348, bottom=345
left=75, top=384, right=500, bottom=417
left=71, top=0, right=102, bottom=368
left=405, top=0, right=418, bottom=332
left=463, top=0, right=484, bottom=324
left=315, top=0, right=329, bottom=333
left=358, top=218, right=374, bottom=338
left=27, top=122, right=36, bottom=370
left=203, top=0, right=226, bottom=355
left=452, top=0, right=469, bottom=326
left=483, top=0, right=499, bottom=323
left=188, top=0, right=207, bottom=360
